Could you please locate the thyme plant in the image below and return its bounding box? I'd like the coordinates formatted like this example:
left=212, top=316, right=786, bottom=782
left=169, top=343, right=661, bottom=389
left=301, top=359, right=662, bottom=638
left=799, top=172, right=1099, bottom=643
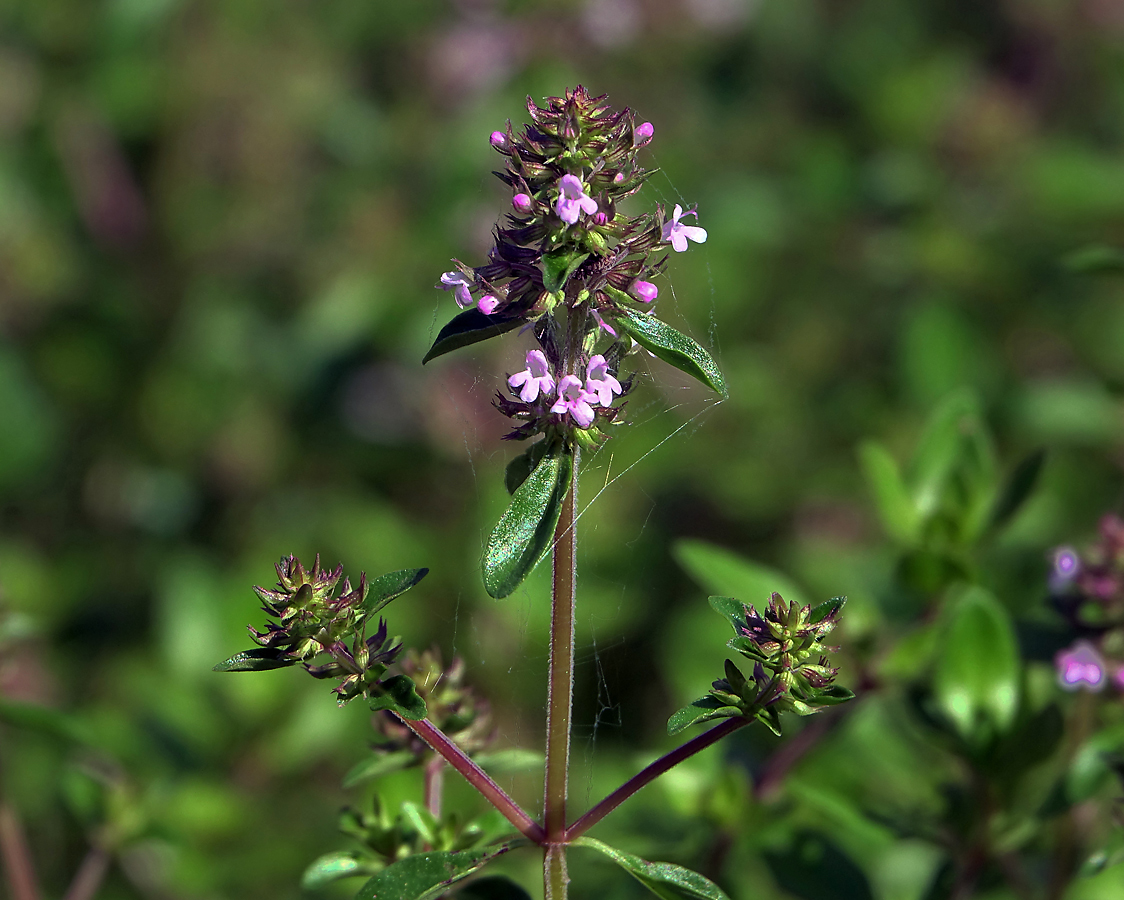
left=214, top=87, right=853, bottom=900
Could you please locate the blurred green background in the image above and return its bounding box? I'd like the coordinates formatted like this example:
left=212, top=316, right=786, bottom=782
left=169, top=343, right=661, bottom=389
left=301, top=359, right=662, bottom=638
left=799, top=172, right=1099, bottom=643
left=3, top=0, right=1124, bottom=897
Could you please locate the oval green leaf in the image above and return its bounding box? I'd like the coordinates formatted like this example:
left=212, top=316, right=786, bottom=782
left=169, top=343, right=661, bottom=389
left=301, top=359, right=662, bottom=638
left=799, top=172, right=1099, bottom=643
left=674, top=540, right=808, bottom=609
left=355, top=844, right=521, bottom=900
left=616, top=309, right=726, bottom=396
left=212, top=647, right=294, bottom=672
left=301, top=851, right=369, bottom=889
left=573, top=837, right=731, bottom=900
left=423, top=309, right=527, bottom=364
left=370, top=675, right=428, bottom=721
left=667, top=697, right=740, bottom=736
left=483, top=447, right=573, bottom=598
left=542, top=249, right=589, bottom=293
left=364, top=568, right=429, bottom=618
left=342, top=749, right=418, bottom=788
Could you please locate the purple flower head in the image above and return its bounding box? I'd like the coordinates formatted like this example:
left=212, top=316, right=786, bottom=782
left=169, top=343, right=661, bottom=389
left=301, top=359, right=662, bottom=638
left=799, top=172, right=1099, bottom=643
left=512, top=192, right=532, bottom=214
left=593, top=211, right=609, bottom=226
left=634, top=121, right=654, bottom=145
left=477, top=294, right=500, bottom=315
left=508, top=349, right=555, bottom=403
left=439, top=271, right=473, bottom=309
left=1054, top=547, right=1081, bottom=581
left=590, top=307, right=617, bottom=337
left=490, top=130, right=508, bottom=149
left=555, top=174, right=598, bottom=225
left=585, top=355, right=622, bottom=407
left=632, top=280, right=658, bottom=303
left=551, top=375, right=597, bottom=428
left=662, top=204, right=708, bottom=252
left=1056, top=640, right=1106, bottom=691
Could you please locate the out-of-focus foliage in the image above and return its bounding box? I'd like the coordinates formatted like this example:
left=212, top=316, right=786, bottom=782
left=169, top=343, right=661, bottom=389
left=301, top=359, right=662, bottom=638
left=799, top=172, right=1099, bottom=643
left=2, top=0, right=1124, bottom=897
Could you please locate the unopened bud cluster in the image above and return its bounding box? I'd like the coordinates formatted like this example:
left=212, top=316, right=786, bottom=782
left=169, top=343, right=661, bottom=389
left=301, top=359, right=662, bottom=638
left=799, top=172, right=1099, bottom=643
left=249, top=555, right=402, bottom=703
left=374, top=649, right=494, bottom=760
left=1051, top=515, right=1124, bottom=693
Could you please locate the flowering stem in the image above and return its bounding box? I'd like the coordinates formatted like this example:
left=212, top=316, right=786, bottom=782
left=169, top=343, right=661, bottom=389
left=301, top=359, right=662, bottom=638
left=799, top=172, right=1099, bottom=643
left=566, top=716, right=748, bottom=841
left=399, top=717, right=545, bottom=844
left=0, top=802, right=41, bottom=900
left=544, top=447, right=578, bottom=900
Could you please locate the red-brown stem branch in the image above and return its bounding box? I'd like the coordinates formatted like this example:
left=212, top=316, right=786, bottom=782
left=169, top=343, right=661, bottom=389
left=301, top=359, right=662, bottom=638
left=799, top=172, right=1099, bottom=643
left=566, top=716, right=748, bottom=841
left=62, top=846, right=111, bottom=900
left=400, top=717, right=544, bottom=844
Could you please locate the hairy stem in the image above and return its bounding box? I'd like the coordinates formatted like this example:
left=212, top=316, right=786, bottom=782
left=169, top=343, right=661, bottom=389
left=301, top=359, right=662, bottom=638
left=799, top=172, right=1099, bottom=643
left=0, top=803, right=41, bottom=900
left=62, top=846, right=110, bottom=900
left=400, top=717, right=544, bottom=844
left=567, top=716, right=748, bottom=840
left=544, top=450, right=577, bottom=899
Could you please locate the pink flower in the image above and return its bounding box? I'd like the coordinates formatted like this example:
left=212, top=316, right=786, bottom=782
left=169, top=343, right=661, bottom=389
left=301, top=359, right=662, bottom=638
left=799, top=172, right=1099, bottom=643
left=508, top=350, right=555, bottom=402
left=439, top=271, right=473, bottom=309
left=634, top=121, right=654, bottom=145
left=585, top=355, right=622, bottom=407
left=632, top=280, right=658, bottom=303
left=1056, top=641, right=1106, bottom=691
left=551, top=375, right=598, bottom=428
left=662, top=204, right=708, bottom=252
left=555, top=174, right=598, bottom=225
left=512, top=193, right=532, bottom=214
left=590, top=308, right=617, bottom=337
left=490, top=131, right=508, bottom=149
left=478, top=294, right=500, bottom=315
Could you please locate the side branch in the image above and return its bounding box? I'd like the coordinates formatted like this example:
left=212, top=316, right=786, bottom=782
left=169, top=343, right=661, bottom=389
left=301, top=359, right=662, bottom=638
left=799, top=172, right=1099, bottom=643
left=566, top=716, right=748, bottom=840
left=400, top=716, right=545, bottom=845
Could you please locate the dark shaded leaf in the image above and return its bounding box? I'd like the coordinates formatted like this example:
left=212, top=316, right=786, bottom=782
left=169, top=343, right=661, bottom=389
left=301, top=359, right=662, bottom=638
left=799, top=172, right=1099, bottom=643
left=763, top=831, right=874, bottom=900
left=364, top=568, right=429, bottom=618
left=542, top=249, right=589, bottom=293
left=573, top=837, right=731, bottom=900
left=354, top=843, right=522, bottom=900
left=483, top=446, right=573, bottom=598
left=810, top=597, right=846, bottom=625
left=370, top=675, right=427, bottom=721
left=342, top=750, right=418, bottom=788
left=1062, top=244, right=1124, bottom=273
left=454, top=875, right=534, bottom=900
left=616, top=309, right=727, bottom=396
left=504, top=439, right=550, bottom=495
left=989, top=449, right=1046, bottom=531
left=423, top=310, right=527, bottom=364
left=212, top=647, right=294, bottom=672
left=810, top=685, right=855, bottom=705
left=668, top=697, right=740, bottom=736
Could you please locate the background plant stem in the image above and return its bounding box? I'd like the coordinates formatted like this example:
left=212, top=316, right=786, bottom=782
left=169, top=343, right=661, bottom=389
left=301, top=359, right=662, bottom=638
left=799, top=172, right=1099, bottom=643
left=0, top=803, right=41, bottom=900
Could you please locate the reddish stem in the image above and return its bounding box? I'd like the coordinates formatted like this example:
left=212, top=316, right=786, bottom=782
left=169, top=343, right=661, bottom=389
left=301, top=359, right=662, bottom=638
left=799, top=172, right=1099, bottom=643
left=0, top=803, right=41, bottom=900
left=566, top=716, right=748, bottom=840
left=400, top=717, right=545, bottom=844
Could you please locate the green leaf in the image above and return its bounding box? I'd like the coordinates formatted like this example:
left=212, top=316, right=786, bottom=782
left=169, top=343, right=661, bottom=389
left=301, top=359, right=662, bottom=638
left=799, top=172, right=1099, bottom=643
left=504, top=439, right=550, bottom=495
left=675, top=540, right=808, bottom=609
left=857, top=440, right=919, bottom=544
left=988, top=448, right=1046, bottom=531
left=909, top=390, right=994, bottom=519
left=668, top=697, right=740, bottom=735
left=342, top=750, right=418, bottom=788
left=763, top=831, right=874, bottom=900
left=809, top=685, right=855, bottom=706
left=573, top=837, right=731, bottom=900
left=1062, top=244, right=1124, bottom=273
left=354, top=843, right=522, bottom=900
left=454, top=875, right=533, bottom=900
left=542, top=250, right=589, bottom=293
left=0, top=699, right=89, bottom=744
left=616, top=309, right=727, bottom=396
left=364, top=568, right=429, bottom=618
left=707, top=595, right=747, bottom=632
left=810, top=596, right=846, bottom=625
left=302, top=851, right=371, bottom=889
left=483, top=446, right=573, bottom=598
left=472, top=748, right=544, bottom=774
left=212, top=647, right=294, bottom=672
left=933, top=586, right=1020, bottom=740
left=754, top=705, right=782, bottom=736
left=423, top=309, right=527, bottom=364
left=370, top=675, right=428, bottom=721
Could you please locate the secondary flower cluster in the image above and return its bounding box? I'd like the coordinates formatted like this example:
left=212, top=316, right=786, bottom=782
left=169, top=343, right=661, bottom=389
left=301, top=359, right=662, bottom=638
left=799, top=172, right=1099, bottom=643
left=502, top=349, right=625, bottom=432
left=1050, top=515, right=1124, bottom=692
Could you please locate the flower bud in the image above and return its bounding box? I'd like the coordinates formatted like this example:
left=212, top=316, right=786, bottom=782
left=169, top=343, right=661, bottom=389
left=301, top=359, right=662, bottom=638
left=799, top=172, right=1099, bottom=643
left=512, top=192, right=533, bottom=214
left=478, top=295, right=500, bottom=315
left=634, top=121, right=654, bottom=145
left=632, top=280, right=658, bottom=303
left=593, top=211, right=609, bottom=226
left=490, top=130, right=508, bottom=149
